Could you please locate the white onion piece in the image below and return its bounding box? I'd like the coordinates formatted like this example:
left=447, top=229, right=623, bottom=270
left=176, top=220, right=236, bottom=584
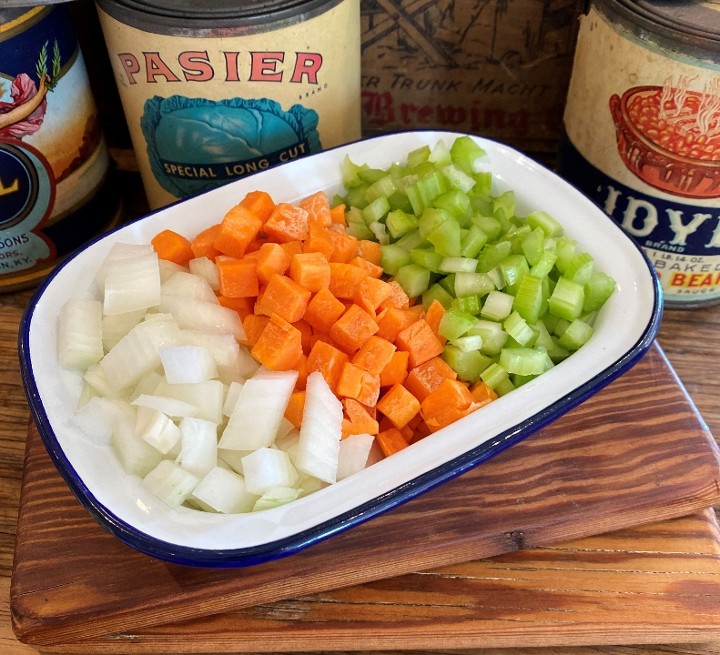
left=188, top=256, right=220, bottom=291
left=176, top=417, right=218, bottom=478
left=337, top=433, right=375, bottom=481
left=143, top=459, right=199, bottom=508
left=96, top=243, right=154, bottom=290
left=153, top=379, right=225, bottom=425
left=58, top=299, right=104, bottom=370
left=252, top=486, right=300, bottom=511
left=296, top=371, right=343, bottom=484
left=159, top=295, right=245, bottom=340
left=218, top=368, right=297, bottom=452
left=159, top=344, right=218, bottom=384
left=102, top=309, right=145, bottom=351
left=110, top=408, right=163, bottom=477
left=132, top=393, right=199, bottom=418
left=71, top=396, right=133, bottom=446
left=190, top=467, right=257, bottom=513
left=162, top=270, right=218, bottom=303
left=180, top=329, right=257, bottom=381
left=135, top=406, right=181, bottom=454
left=241, top=448, right=298, bottom=495
left=84, top=363, right=127, bottom=398
left=103, top=251, right=161, bottom=316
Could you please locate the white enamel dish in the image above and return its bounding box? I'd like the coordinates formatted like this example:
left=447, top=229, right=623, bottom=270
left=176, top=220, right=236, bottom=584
left=18, top=130, right=662, bottom=568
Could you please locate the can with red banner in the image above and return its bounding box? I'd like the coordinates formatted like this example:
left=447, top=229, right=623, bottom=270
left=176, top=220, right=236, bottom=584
left=559, top=0, right=720, bottom=308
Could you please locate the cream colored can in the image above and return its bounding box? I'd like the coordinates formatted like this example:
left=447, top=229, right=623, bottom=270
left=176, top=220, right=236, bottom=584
left=560, top=0, right=720, bottom=308
left=95, top=0, right=362, bottom=209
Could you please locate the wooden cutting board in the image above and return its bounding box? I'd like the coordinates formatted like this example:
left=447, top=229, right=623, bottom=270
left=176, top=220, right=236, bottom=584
left=11, top=342, right=720, bottom=649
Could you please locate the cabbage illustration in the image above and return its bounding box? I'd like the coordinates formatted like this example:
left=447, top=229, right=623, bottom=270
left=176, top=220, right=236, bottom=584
left=141, top=95, right=321, bottom=199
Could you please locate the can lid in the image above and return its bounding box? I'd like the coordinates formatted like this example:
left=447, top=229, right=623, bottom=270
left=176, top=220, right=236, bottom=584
left=629, top=0, right=720, bottom=45
left=95, top=0, right=343, bottom=34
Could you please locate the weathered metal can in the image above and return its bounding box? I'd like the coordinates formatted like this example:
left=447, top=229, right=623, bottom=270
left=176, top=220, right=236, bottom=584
left=0, top=3, right=120, bottom=292
left=559, top=0, right=720, bottom=308
left=95, top=0, right=362, bottom=210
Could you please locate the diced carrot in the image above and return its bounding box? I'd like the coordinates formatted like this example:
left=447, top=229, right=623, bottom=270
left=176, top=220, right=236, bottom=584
left=379, top=279, right=411, bottom=310
left=293, top=318, right=314, bottom=354
left=336, top=362, right=381, bottom=406
left=151, top=229, right=194, bottom=266
left=377, top=384, right=421, bottom=429
left=280, top=240, right=304, bottom=260
left=376, top=427, right=409, bottom=457
left=263, top=202, right=310, bottom=243
left=284, top=390, right=306, bottom=428
left=352, top=335, right=396, bottom=376
left=190, top=224, right=221, bottom=260
left=289, top=251, right=331, bottom=292
left=404, top=356, right=458, bottom=402
left=295, top=353, right=309, bottom=390
left=329, top=304, right=379, bottom=353
left=329, top=262, right=369, bottom=299
left=303, top=223, right=335, bottom=259
left=424, top=299, right=447, bottom=343
left=306, top=339, right=349, bottom=392
left=217, top=295, right=254, bottom=320
left=254, top=273, right=311, bottom=324
left=356, top=239, right=382, bottom=266
left=420, top=378, right=478, bottom=433
left=304, top=287, right=346, bottom=334
left=330, top=202, right=347, bottom=226
left=470, top=380, right=499, bottom=407
left=349, top=255, right=384, bottom=279
left=325, top=228, right=358, bottom=263
left=240, top=190, right=275, bottom=222
left=396, top=319, right=445, bottom=368
left=300, top=190, right=332, bottom=226
left=378, top=415, right=414, bottom=442
left=380, top=349, right=409, bottom=387
left=255, top=242, right=290, bottom=285
left=251, top=313, right=304, bottom=371
left=244, top=237, right=267, bottom=254
left=241, top=314, right=269, bottom=347
left=375, top=307, right=419, bottom=343
left=354, top=276, right=393, bottom=316
left=342, top=398, right=379, bottom=437
left=216, top=256, right=260, bottom=298
left=213, top=203, right=264, bottom=258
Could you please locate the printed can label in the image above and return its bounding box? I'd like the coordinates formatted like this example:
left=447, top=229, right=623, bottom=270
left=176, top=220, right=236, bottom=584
left=0, top=5, right=115, bottom=288
left=97, top=0, right=362, bottom=209
left=561, top=5, right=720, bottom=306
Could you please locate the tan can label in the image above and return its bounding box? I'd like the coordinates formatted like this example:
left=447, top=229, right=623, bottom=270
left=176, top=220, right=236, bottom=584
left=98, top=0, right=362, bottom=209
left=562, top=5, right=720, bottom=305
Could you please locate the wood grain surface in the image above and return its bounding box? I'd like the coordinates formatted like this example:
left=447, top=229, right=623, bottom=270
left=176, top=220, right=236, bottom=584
left=2, top=169, right=720, bottom=655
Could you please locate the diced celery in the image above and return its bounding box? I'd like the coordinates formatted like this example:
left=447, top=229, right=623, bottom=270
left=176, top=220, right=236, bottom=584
left=530, top=249, right=558, bottom=279
left=480, top=290, right=514, bottom=321
left=395, top=229, right=425, bottom=251
left=443, top=344, right=492, bottom=383
left=565, top=251, right=594, bottom=285
left=584, top=270, right=617, bottom=312
left=357, top=167, right=387, bottom=184
left=499, top=347, right=547, bottom=376
left=480, top=362, right=514, bottom=395
left=407, top=145, right=431, bottom=168
left=454, top=271, right=494, bottom=297
left=492, top=190, right=516, bottom=223
left=470, top=171, right=493, bottom=200
left=365, top=174, right=398, bottom=203
left=439, top=257, right=478, bottom=273
left=380, top=244, right=412, bottom=275
left=548, top=276, right=585, bottom=321
left=440, top=164, right=476, bottom=193
left=450, top=135, right=486, bottom=174
left=429, top=140, right=452, bottom=166
left=438, top=308, right=477, bottom=340
left=345, top=184, right=369, bottom=209
left=410, top=247, right=444, bottom=273
left=557, top=318, right=594, bottom=351
left=520, top=227, right=545, bottom=266
left=476, top=240, right=512, bottom=273
left=499, top=254, right=530, bottom=290
left=554, top=236, right=577, bottom=274
left=422, top=283, right=455, bottom=309
left=418, top=207, right=450, bottom=239
left=512, top=274, right=545, bottom=324
left=395, top=263, right=431, bottom=298
left=472, top=213, right=502, bottom=241
left=369, top=221, right=390, bottom=245
left=451, top=335, right=484, bottom=353
left=438, top=273, right=456, bottom=297
left=451, top=294, right=482, bottom=315
left=503, top=311, right=538, bottom=347
left=386, top=209, right=418, bottom=239
left=427, top=218, right=462, bottom=258
left=346, top=209, right=374, bottom=239
left=468, top=319, right=508, bottom=356
left=341, top=155, right=368, bottom=188
left=526, top=209, right=563, bottom=236
left=361, top=194, right=391, bottom=225
left=461, top=224, right=488, bottom=259
left=433, top=188, right=472, bottom=219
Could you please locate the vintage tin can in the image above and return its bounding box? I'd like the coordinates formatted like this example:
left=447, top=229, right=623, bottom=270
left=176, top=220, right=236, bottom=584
left=95, top=0, right=362, bottom=210
left=559, top=0, right=720, bottom=308
left=0, top=3, right=120, bottom=292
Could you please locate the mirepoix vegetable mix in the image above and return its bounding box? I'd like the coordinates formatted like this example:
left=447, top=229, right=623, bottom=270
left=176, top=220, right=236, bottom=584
left=57, top=136, right=616, bottom=515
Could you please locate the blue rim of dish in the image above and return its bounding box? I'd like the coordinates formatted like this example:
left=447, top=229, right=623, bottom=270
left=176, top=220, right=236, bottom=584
left=17, top=131, right=664, bottom=568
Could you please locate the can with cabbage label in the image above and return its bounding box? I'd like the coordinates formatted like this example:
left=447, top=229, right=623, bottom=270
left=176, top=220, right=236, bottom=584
left=95, top=0, right=362, bottom=210
left=0, top=3, right=120, bottom=292
left=559, top=0, right=720, bottom=308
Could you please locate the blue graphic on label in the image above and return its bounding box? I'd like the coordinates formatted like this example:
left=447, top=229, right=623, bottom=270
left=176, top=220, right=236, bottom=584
left=142, top=95, right=321, bottom=199
left=0, top=140, right=54, bottom=272
left=560, top=140, right=720, bottom=302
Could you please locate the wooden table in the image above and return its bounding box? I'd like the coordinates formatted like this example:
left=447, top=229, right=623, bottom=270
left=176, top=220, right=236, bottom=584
left=2, top=170, right=720, bottom=655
